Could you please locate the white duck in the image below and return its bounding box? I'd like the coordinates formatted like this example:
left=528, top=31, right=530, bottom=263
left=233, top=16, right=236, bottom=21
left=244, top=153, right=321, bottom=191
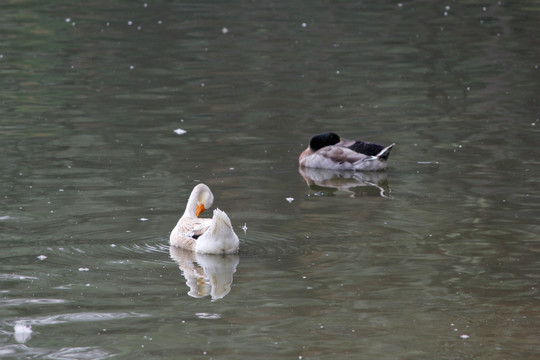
left=170, top=183, right=239, bottom=254
left=299, top=132, right=395, bottom=171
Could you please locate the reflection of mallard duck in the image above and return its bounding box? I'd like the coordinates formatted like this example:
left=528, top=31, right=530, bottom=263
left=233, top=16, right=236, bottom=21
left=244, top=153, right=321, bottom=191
left=299, top=132, right=395, bottom=171
left=170, top=184, right=239, bottom=254
left=299, top=166, right=391, bottom=197
left=170, top=246, right=239, bottom=300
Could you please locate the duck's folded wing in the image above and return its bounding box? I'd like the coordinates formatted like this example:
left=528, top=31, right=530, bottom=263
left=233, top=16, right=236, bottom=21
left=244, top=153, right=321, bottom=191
left=189, top=220, right=212, bottom=239
left=318, top=145, right=372, bottom=164
left=178, top=218, right=211, bottom=239
left=339, top=139, right=385, bottom=156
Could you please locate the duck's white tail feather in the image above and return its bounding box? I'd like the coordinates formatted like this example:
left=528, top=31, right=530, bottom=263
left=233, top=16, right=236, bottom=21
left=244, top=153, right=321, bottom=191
left=376, top=143, right=395, bottom=160
left=208, top=209, right=233, bottom=235
left=196, top=208, right=239, bottom=254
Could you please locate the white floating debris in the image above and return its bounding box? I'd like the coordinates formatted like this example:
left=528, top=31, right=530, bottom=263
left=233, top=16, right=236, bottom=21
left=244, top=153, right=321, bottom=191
left=173, top=128, right=187, bottom=135
left=240, top=223, right=248, bottom=234
left=78, top=267, right=90, bottom=272
left=286, top=197, right=294, bottom=203
left=127, top=20, right=133, bottom=26
left=14, top=323, right=32, bottom=343
left=110, top=244, right=117, bottom=247
left=301, top=22, right=307, bottom=28
left=196, top=312, right=221, bottom=319
left=65, top=18, right=71, bottom=23
left=221, top=27, right=229, bottom=34
left=129, top=65, right=135, bottom=70
left=460, top=334, right=470, bottom=339
left=139, top=218, right=149, bottom=221
left=37, top=255, right=47, bottom=260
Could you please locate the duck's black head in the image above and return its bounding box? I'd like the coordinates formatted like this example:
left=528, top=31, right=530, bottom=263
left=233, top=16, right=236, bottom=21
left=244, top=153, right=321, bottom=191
left=309, top=132, right=341, bottom=151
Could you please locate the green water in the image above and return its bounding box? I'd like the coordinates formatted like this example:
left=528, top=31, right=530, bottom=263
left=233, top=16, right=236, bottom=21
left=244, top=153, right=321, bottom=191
left=1, top=1, right=539, bottom=359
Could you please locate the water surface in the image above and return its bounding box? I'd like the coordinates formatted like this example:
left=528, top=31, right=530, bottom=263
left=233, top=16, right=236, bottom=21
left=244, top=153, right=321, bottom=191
left=1, top=1, right=539, bottom=359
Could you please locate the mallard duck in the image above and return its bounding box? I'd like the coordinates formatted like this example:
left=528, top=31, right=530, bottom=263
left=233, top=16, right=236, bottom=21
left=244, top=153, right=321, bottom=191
left=299, top=132, right=395, bottom=171
left=170, top=184, right=239, bottom=254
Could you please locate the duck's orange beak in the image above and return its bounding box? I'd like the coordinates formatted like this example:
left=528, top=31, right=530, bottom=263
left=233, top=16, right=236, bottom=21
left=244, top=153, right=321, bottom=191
left=196, top=204, right=206, bottom=217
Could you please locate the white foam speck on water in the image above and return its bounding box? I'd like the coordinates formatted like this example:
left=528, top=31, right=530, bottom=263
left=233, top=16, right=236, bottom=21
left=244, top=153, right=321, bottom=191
left=173, top=128, right=187, bottom=135
left=37, top=255, right=47, bottom=260
left=286, top=197, right=294, bottom=203
left=78, top=268, right=90, bottom=272
left=240, top=223, right=248, bottom=234
left=196, top=312, right=221, bottom=319
left=14, top=322, right=32, bottom=343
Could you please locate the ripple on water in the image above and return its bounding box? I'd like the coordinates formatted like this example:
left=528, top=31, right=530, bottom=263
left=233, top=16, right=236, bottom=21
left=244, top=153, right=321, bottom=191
left=0, top=345, right=111, bottom=360
left=0, top=298, right=67, bottom=308
left=36, top=238, right=171, bottom=268
left=2, top=311, right=149, bottom=327
left=238, top=230, right=306, bottom=256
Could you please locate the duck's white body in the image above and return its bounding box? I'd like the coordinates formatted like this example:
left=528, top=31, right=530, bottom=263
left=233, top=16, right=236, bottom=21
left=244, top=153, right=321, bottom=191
left=299, top=132, right=394, bottom=171
left=170, top=184, right=239, bottom=254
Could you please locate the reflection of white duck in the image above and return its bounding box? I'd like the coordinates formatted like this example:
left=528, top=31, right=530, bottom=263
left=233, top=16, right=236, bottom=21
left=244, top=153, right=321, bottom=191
left=299, top=166, right=391, bottom=198
left=170, top=184, right=239, bottom=254
left=299, top=132, right=395, bottom=171
left=169, top=246, right=239, bottom=300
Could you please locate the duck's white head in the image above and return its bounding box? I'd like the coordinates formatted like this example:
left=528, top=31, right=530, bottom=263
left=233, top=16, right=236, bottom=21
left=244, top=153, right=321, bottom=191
left=185, top=183, right=214, bottom=218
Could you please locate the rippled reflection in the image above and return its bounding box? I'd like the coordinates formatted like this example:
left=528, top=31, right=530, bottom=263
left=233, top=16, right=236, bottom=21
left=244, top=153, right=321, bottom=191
left=169, top=246, right=239, bottom=301
left=299, top=167, right=391, bottom=197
